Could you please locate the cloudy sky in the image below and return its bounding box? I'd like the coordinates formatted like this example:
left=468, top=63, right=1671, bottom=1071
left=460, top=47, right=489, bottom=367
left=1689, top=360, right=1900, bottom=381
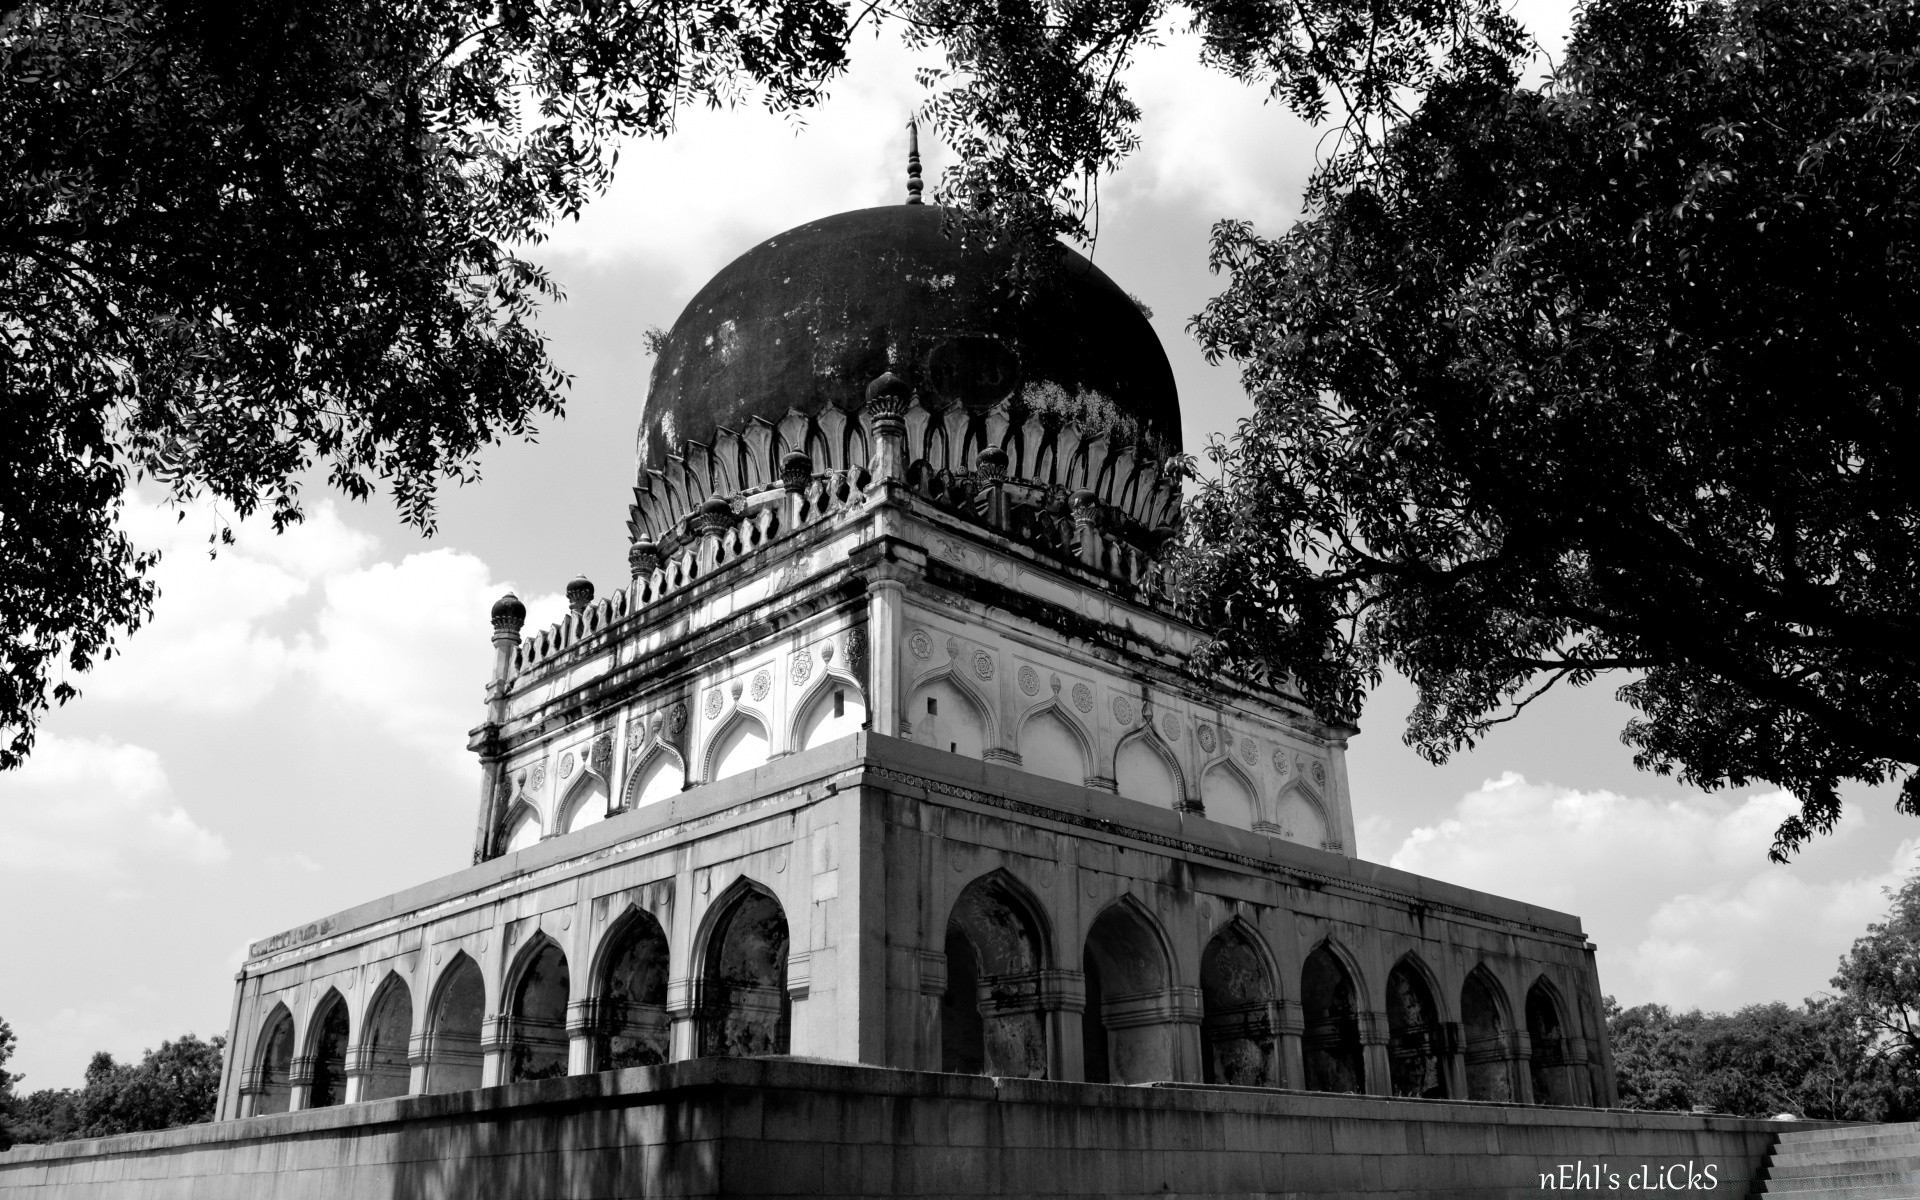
left=2, top=4, right=1911, bottom=1091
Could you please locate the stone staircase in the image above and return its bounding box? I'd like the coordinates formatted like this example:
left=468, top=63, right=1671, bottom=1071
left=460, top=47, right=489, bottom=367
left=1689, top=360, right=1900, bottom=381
left=1757, top=1122, right=1920, bottom=1197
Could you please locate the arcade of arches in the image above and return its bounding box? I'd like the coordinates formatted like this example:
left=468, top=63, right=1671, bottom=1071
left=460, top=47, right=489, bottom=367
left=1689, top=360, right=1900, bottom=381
left=239, top=870, right=1594, bottom=1114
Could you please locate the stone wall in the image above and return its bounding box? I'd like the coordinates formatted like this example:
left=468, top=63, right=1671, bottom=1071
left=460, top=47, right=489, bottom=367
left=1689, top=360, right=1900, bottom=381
left=1, top=1059, right=1784, bottom=1199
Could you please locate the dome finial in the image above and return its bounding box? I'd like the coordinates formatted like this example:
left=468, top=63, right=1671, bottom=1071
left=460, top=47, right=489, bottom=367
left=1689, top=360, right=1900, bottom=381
left=905, top=118, right=924, bottom=205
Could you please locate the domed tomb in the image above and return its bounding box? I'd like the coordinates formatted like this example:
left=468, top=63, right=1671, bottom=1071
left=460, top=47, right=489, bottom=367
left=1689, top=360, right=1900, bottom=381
left=639, top=204, right=1181, bottom=469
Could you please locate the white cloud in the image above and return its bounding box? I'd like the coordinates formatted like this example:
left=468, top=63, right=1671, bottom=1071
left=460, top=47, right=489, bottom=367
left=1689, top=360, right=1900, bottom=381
left=0, top=734, right=227, bottom=878
left=84, top=496, right=374, bottom=712
left=1388, top=772, right=1915, bottom=1011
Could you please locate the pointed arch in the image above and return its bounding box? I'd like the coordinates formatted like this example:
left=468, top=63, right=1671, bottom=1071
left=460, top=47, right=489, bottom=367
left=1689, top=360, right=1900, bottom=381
left=906, top=668, right=995, bottom=757
left=592, top=904, right=671, bottom=1070
left=556, top=769, right=610, bottom=836
left=424, top=951, right=486, bottom=1094
left=359, top=973, right=413, bottom=1101
left=502, top=799, right=542, bottom=854
left=1271, top=782, right=1331, bottom=849
left=1113, top=724, right=1185, bottom=809
left=1386, top=952, right=1447, bottom=1098
left=304, top=987, right=351, bottom=1109
left=1081, top=895, right=1180, bottom=1084
left=622, top=745, right=686, bottom=811
left=790, top=671, right=868, bottom=753
left=1199, top=759, right=1260, bottom=829
left=1200, top=918, right=1278, bottom=1087
left=504, top=933, right=570, bottom=1082
left=1301, top=939, right=1365, bottom=1094
left=1015, top=701, right=1093, bottom=787
left=942, top=869, right=1052, bottom=1078
left=1526, top=975, right=1574, bottom=1105
left=1461, top=964, right=1514, bottom=1101
left=697, top=877, right=790, bottom=1058
left=250, top=1001, right=296, bottom=1115
left=705, top=709, right=771, bottom=782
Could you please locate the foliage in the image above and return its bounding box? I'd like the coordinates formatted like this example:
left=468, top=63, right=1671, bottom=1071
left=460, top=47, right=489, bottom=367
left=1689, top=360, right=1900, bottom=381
left=0, top=1016, right=17, bottom=1150
left=0, top=0, right=852, bottom=768
left=2, top=1034, right=225, bottom=1145
left=1182, top=0, right=1920, bottom=856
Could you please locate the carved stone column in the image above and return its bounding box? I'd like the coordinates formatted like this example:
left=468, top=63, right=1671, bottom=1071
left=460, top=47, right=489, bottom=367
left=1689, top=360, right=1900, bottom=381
left=866, top=372, right=910, bottom=483
left=566, top=999, right=600, bottom=1076
left=867, top=572, right=909, bottom=739
left=480, top=1015, right=511, bottom=1088
left=1358, top=1010, right=1394, bottom=1096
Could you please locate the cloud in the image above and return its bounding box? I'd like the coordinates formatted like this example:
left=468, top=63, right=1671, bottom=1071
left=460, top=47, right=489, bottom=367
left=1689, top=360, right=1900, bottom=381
left=83, top=496, right=374, bottom=712
left=70, top=493, right=565, bottom=779
left=1387, top=772, right=1916, bottom=1011
left=0, top=734, right=227, bottom=878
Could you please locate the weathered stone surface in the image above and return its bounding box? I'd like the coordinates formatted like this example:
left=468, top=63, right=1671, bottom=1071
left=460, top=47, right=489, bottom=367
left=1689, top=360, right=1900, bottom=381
left=0, top=1059, right=1791, bottom=1199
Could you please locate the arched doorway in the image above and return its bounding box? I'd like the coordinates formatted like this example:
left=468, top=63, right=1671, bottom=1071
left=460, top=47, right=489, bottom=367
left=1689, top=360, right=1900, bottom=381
left=1386, top=958, right=1446, bottom=1098
left=1114, top=735, right=1179, bottom=808
left=624, top=751, right=683, bottom=810
left=306, top=991, right=350, bottom=1108
left=559, top=774, right=609, bottom=835
left=597, top=908, right=671, bottom=1069
left=943, top=873, right=1048, bottom=1078
left=1018, top=708, right=1088, bottom=787
left=709, top=714, right=771, bottom=781
left=1200, top=764, right=1258, bottom=830
left=1082, top=901, right=1179, bottom=1083
left=507, top=940, right=570, bottom=1082
left=425, top=954, right=485, bottom=1093
left=1527, top=979, right=1573, bottom=1105
left=699, top=887, right=790, bottom=1057
left=1461, top=967, right=1512, bottom=1101
left=1200, top=924, right=1276, bottom=1086
left=253, top=1006, right=295, bottom=1115
left=1300, top=945, right=1364, bottom=1093
left=360, top=976, right=413, bottom=1101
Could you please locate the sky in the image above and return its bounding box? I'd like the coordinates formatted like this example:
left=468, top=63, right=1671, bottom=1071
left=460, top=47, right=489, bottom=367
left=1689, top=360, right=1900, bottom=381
left=2, top=3, right=1912, bottom=1092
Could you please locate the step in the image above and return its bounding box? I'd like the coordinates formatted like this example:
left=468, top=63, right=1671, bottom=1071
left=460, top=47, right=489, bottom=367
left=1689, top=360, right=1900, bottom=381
left=1757, top=1167, right=1920, bottom=1195
left=1778, top=1121, right=1920, bottom=1146
left=1770, top=1135, right=1920, bottom=1167
left=1758, top=1182, right=1920, bottom=1199
left=1770, top=1152, right=1920, bottom=1180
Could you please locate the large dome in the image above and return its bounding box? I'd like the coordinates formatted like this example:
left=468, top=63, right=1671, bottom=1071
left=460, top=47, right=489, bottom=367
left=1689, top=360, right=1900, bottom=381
left=639, top=204, right=1180, bottom=467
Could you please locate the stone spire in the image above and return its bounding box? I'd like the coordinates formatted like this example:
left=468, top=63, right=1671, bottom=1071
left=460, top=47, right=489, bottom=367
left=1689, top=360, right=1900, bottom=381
left=905, top=118, right=924, bottom=205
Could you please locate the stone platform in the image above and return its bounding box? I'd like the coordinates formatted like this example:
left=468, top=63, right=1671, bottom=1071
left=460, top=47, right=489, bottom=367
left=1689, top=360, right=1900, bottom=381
left=0, top=1058, right=1786, bottom=1198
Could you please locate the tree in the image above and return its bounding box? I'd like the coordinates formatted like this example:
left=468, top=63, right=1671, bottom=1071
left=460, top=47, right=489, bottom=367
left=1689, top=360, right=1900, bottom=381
left=1, top=1033, right=225, bottom=1145
left=0, top=0, right=853, bottom=768
left=3, top=0, right=1530, bottom=772
left=1182, top=0, right=1920, bottom=857
left=0, top=1016, right=18, bottom=1150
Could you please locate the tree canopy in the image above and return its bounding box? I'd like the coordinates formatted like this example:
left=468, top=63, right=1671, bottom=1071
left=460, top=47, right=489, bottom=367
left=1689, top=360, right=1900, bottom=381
left=1181, top=0, right=1920, bottom=856
left=0, top=1029, right=224, bottom=1145
left=1, top=0, right=1517, bottom=770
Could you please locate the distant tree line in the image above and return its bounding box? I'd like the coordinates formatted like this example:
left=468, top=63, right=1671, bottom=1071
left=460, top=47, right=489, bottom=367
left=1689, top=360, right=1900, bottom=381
left=1610, top=873, right=1920, bottom=1120
left=0, top=1023, right=222, bottom=1150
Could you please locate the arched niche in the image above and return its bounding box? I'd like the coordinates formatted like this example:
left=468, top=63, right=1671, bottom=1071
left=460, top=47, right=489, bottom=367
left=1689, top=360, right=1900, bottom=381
left=623, top=748, right=685, bottom=810
left=507, top=938, right=570, bottom=1082
left=252, top=1004, right=295, bottom=1115
left=1526, top=978, right=1574, bottom=1105
left=1300, top=943, right=1365, bottom=1094
left=1200, top=922, right=1277, bottom=1087
left=699, top=884, right=790, bottom=1058
left=425, top=953, right=485, bottom=1094
left=1082, top=899, right=1178, bottom=1084
left=708, top=712, right=771, bottom=782
left=1273, top=784, right=1330, bottom=848
left=305, top=989, right=350, bottom=1109
left=558, top=773, right=609, bottom=836
left=360, top=975, right=413, bottom=1101
left=943, top=872, right=1050, bottom=1079
left=502, top=801, right=542, bottom=854
left=1114, top=731, right=1181, bottom=809
left=596, top=907, right=671, bottom=1070
left=1386, top=956, right=1447, bottom=1098
left=1017, top=706, right=1090, bottom=788
left=1200, top=762, right=1258, bottom=830
left=794, top=677, right=867, bottom=752
left=1461, top=966, right=1513, bottom=1101
left=908, top=674, right=991, bottom=759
